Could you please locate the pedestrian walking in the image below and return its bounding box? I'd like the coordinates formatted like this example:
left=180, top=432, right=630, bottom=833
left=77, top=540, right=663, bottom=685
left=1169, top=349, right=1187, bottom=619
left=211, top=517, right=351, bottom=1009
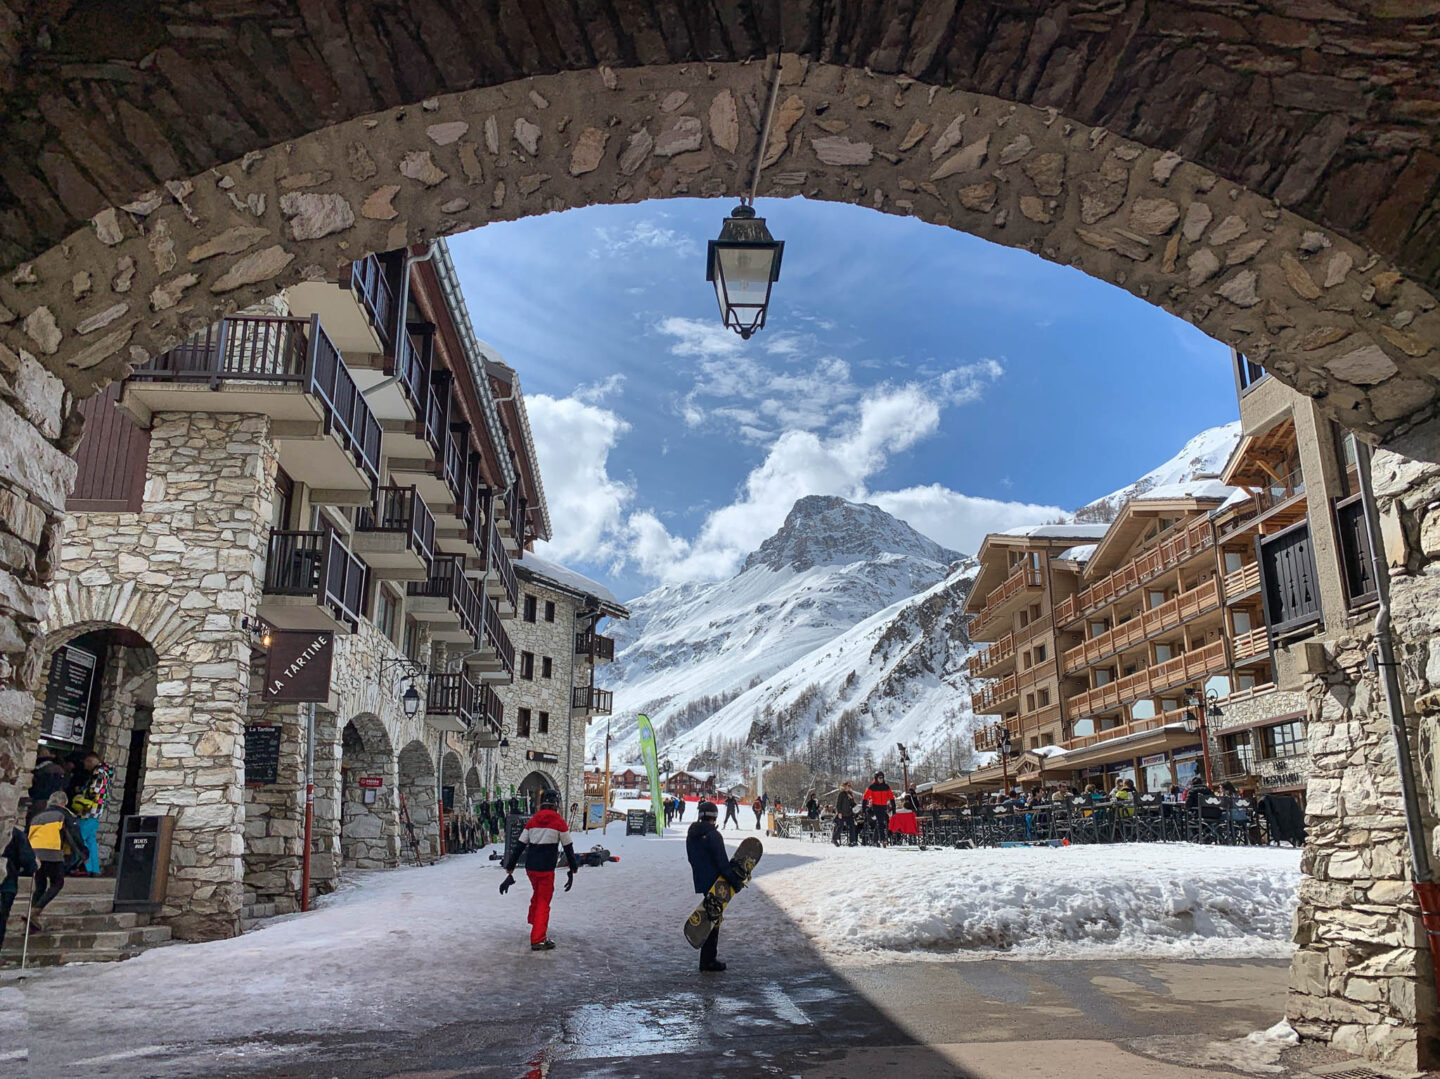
left=663, top=797, right=675, bottom=828
left=686, top=801, right=743, bottom=973
left=723, top=794, right=740, bottom=830
left=863, top=771, right=896, bottom=847
left=675, top=797, right=686, bottom=822
left=0, top=799, right=37, bottom=952
left=751, top=794, right=766, bottom=831
left=69, top=752, right=113, bottom=876
left=833, top=781, right=858, bottom=846
left=499, top=789, right=579, bottom=951
left=25, top=791, right=86, bottom=931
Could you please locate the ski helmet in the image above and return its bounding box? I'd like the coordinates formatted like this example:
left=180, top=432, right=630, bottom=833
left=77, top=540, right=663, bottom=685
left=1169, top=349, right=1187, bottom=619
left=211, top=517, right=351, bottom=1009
left=698, top=800, right=718, bottom=821
left=874, top=771, right=885, bottom=782
left=539, top=789, right=561, bottom=809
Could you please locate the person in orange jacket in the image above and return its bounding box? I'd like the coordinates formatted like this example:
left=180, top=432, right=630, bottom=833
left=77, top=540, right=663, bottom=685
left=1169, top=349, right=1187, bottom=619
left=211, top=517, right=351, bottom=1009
left=499, top=789, right=579, bottom=951
left=862, top=771, right=896, bottom=847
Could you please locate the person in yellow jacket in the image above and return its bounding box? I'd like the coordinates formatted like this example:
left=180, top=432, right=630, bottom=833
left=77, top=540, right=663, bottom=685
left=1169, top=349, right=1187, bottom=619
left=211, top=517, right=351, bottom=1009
left=26, top=791, right=86, bottom=930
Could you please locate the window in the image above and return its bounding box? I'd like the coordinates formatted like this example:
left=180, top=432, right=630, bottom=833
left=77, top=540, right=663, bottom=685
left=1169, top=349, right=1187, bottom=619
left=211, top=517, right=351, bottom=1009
left=520, top=651, right=535, bottom=680
left=403, top=617, right=420, bottom=661
left=1263, top=719, right=1306, bottom=759
left=375, top=587, right=398, bottom=641
left=1222, top=732, right=1256, bottom=774
left=523, top=595, right=537, bottom=623
left=1036, top=688, right=1050, bottom=707
left=1025, top=693, right=1035, bottom=712
left=544, top=600, right=555, bottom=623
left=1334, top=424, right=1360, bottom=498
left=517, top=708, right=532, bottom=737
left=537, top=711, right=549, bottom=734
left=541, top=656, right=553, bottom=679
left=1234, top=350, right=1267, bottom=394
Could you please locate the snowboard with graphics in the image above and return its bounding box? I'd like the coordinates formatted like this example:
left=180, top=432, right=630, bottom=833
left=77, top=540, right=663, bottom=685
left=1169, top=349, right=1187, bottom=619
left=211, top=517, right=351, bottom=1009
left=684, top=836, right=763, bottom=948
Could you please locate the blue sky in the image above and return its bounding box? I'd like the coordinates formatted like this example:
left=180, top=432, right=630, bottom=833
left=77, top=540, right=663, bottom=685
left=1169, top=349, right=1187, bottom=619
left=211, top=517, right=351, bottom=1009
left=448, top=197, right=1237, bottom=600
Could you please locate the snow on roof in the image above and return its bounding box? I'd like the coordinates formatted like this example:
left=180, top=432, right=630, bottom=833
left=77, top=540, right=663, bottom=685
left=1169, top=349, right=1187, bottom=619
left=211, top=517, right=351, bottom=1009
left=1057, top=544, right=1097, bottom=563
left=1129, top=478, right=1235, bottom=503
left=515, top=552, right=628, bottom=614
left=1219, top=487, right=1252, bottom=510
left=997, top=523, right=1112, bottom=540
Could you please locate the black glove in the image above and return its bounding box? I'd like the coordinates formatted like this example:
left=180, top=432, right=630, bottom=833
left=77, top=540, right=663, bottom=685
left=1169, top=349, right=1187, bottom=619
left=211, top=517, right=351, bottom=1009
left=564, top=868, right=576, bottom=892
left=499, top=872, right=515, bottom=895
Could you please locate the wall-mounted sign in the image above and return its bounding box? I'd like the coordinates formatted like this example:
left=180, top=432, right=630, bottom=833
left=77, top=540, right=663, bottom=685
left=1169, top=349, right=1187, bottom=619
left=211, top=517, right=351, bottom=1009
left=263, top=630, right=334, bottom=703
left=357, top=776, right=384, bottom=789
left=525, top=750, right=559, bottom=764
left=42, top=643, right=100, bottom=745
left=1172, top=745, right=1204, bottom=761
left=244, top=724, right=282, bottom=786
left=1140, top=753, right=1168, bottom=767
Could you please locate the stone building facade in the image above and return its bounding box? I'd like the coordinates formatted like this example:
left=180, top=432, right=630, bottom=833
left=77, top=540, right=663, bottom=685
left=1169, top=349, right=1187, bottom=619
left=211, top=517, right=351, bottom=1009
left=487, top=556, right=627, bottom=819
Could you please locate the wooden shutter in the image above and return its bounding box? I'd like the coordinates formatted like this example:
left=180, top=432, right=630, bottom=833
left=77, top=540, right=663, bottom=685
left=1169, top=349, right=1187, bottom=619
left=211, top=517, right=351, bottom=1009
left=1333, top=494, right=1376, bottom=607
left=1259, top=521, right=1322, bottom=635
left=71, top=383, right=150, bottom=512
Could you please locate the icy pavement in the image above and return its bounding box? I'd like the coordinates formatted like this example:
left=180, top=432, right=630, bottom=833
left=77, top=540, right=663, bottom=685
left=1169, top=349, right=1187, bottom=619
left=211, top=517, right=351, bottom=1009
left=0, top=828, right=1310, bottom=1078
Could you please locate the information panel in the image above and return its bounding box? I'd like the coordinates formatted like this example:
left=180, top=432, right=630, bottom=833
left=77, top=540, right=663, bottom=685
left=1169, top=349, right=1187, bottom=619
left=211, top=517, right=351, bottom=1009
left=244, top=724, right=282, bottom=786
left=42, top=643, right=100, bottom=745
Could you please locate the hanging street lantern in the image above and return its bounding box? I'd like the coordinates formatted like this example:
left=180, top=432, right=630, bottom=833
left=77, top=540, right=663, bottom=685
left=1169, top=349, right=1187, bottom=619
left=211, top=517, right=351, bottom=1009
left=401, top=680, right=421, bottom=718
left=707, top=204, right=783, bottom=340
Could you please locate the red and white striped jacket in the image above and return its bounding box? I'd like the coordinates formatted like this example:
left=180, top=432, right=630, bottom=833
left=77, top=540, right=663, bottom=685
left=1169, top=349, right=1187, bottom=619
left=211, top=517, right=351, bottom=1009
left=504, top=808, right=578, bottom=873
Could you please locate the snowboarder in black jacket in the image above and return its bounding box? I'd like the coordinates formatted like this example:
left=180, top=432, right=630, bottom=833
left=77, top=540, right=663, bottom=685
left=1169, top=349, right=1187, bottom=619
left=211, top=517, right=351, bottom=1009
left=687, top=801, right=743, bottom=972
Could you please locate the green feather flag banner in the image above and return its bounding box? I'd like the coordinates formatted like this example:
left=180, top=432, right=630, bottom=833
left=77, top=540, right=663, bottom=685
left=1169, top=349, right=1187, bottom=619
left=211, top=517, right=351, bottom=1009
left=636, top=713, right=665, bottom=837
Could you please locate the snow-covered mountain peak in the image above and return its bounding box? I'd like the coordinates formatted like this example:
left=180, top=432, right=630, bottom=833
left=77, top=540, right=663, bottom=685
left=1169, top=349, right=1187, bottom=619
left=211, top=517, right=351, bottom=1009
left=742, top=495, right=964, bottom=574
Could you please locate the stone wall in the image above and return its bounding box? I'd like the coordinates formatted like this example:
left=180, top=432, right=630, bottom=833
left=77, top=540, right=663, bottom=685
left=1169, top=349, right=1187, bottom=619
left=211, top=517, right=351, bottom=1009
left=1287, top=420, right=1440, bottom=1069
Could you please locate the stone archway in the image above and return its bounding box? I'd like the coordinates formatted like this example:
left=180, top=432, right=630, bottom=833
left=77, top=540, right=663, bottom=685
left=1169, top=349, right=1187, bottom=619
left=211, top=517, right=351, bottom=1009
left=340, top=713, right=398, bottom=870
left=518, top=770, right=558, bottom=809
left=397, top=739, right=437, bottom=859
left=465, top=765, right=482, bottom=807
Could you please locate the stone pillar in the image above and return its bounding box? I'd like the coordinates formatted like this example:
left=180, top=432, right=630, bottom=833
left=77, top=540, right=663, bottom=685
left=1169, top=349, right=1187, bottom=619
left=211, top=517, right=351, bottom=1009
left=242, top=703, right=305, bottom=908
left=0, top=347, right=76, bottom=851
left=1287, top=419, right=1440, bottom=1069
left=310, top=707, right=341, bottom=894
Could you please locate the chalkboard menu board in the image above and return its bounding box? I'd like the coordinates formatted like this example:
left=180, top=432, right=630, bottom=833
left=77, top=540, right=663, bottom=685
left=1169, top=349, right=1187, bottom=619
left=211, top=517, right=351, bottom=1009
left=503, top=814, right=527, bottom=866
left=625, top=809, right=656, bottom=836
left=244, top=724, right=282, bottom=786
left=42, top=643, right=100, bottom=745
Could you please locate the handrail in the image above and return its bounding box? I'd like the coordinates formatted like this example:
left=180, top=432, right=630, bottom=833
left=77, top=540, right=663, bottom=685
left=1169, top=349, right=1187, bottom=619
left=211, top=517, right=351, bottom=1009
left=357, top=485, right=436, bottom=565
left=442, top=426, right=466, bottom=506
left=1232, top=626, right=1270, bottom=661
left=263, top=528, right=366, bottom=630
left=348, top=255, right=395, bottom=346
left=1222, top=561, right=1261, bottom=600
left=573, top=686, right=614, bottom=714
left=576, top=631, right=616, bottom=662
left=407, top=554, right=480, bottom=639
left=1062, top=578, right=1221, bottom=670
left=1061, top=517, right=1214, bottom=625
left=393, top=330, right=426, bottom=413
left=483, top=600, right=515, bottom=675
left=426, top=670, right=476, bottom=728
left=1065, top=639, right=1227, bottom=717
left=478, top=682, right=504, bottom=731
left=486, top=518, right=519, bottom=610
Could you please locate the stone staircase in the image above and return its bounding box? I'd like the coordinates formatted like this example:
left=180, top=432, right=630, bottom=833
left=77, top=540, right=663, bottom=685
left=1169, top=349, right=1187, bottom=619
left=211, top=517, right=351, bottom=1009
left=1, top=876, right=172, bottom=968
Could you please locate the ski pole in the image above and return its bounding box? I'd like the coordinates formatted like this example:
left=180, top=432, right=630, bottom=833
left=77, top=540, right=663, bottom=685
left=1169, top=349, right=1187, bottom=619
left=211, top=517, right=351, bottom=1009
left=20, top=874, right=34, bottom=971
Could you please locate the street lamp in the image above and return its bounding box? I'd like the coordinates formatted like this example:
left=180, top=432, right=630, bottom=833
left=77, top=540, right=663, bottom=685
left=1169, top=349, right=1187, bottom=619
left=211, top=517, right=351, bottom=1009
left=1183, top=687, right=1223, bottom=786
left=400, top=680, right=421, bottom=718
left=707, top=205, right=783, bottom=340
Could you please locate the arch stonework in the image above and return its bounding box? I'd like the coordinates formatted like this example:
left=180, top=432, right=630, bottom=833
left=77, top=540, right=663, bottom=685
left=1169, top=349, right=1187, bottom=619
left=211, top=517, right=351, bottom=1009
left=1, top=58, right=1436, bottom=442
left=340, top=713, right=399, bottom=870
left=398, top=738, right=438, bottom=857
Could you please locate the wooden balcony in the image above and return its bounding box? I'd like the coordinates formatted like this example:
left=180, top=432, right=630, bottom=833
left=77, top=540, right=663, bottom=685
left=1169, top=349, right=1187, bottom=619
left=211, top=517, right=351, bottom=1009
left=1061, top=578, right=1221, bottom=671
left=124, top=314, right=381, bottom=500
left=425, top=671, right=476, bottom=734
left=974, top=672, right=1019, bottom=714
left=967, top=632, right=1015, bottom=678
left=1231, top=626, right=1270, bottom=661
left=576, top=631, right=616, bottom=663
left=467, top=599, right=515, bottom=683
left=572, top=685, right=614, bottom=718
left=1222, top=561, right=1261, bottom=601
left=1061, top=705, right=1191, bottom=751
left=498, top=483, right=528, bottom=553
left=407, top=554, right=481, bottom=644
left=971, top=565, right=1042, bottom=639
left=1059, top=517, right=1214, bottom=626
left=389, top=375, right=465, bottom=521
left=353, top=485, right=435, bottom=580
left=258, top=529, right=368, bottom=633
left=1066, top=639, right=1228, bottom=718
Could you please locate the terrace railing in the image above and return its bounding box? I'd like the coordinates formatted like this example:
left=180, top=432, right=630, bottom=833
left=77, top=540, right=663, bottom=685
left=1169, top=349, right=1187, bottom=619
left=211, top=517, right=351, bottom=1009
left=356, top=485, right=435, bottom=565
left=264, top=528, right=368, bottom=631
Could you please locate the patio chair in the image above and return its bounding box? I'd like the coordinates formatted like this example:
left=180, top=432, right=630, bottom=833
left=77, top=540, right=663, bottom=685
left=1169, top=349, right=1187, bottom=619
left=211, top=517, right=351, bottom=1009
left=1133, top=793, right=1166, bottom=842
left=1069, top=797, right=1102, bottom=844
left=1193, top=797, right=1228, bottom=844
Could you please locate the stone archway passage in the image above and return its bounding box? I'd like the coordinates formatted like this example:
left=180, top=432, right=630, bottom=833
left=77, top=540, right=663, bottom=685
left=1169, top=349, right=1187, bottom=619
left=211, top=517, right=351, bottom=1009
left=341, top=714, right=398, bottom=870
left=397, top=739, right=437, bottom=859
left=518, top=770, right=558, bottom=804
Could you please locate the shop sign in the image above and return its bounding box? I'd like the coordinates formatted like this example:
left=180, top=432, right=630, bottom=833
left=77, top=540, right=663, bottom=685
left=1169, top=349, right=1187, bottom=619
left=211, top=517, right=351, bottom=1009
left=42, top=643, right=100, bottom=745
left=1081, top=766, right=1104, bottom=777
left=263, top=630, right=334, bottom=702
left=357, top=776, right=384, bottom=789
left=1140, top=753, right=1168, bottom=767
left=1172, top=745, right=1204, bottom=761
left=525, top=749, right=559, bottom=764
left=1259, top=770, right=1304, bottom=790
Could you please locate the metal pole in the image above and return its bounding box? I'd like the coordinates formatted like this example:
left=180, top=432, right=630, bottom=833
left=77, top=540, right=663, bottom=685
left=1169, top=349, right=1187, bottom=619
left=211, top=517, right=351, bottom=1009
left=300, top=701, right=315, bottom=912
left=20, top=874, right=34, bottom=970
left=601, top=716, right=611, bottom=835
left=1198, top=687, right=1214, bottom=787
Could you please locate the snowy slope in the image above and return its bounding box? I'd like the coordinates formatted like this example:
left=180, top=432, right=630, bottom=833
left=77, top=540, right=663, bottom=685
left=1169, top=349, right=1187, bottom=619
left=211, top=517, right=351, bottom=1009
left=594, top=496, right=964, bottom=762
left=1079, top=421, right=1241, bottom=521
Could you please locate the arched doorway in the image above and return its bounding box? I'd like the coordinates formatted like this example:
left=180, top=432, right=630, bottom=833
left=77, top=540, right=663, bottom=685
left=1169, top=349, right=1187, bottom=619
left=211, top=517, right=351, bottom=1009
left=518, top=770, right=559, bottom=813
left=32, top=623, right=157, bottom=876
left=397, top=740, right=437, bottom=859
left=439, top=749, right=464, bottom=854
left=340, top=714, right=397, bottom=870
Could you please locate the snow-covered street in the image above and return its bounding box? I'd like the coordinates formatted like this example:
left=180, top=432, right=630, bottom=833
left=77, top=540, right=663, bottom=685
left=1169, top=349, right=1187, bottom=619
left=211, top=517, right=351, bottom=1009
left=2, top=829, right=1321, bottom=1079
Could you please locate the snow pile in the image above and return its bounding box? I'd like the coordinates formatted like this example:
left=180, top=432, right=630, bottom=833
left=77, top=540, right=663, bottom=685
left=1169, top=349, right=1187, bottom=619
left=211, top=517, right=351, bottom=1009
left=754, top=842, right=1301, bottom=964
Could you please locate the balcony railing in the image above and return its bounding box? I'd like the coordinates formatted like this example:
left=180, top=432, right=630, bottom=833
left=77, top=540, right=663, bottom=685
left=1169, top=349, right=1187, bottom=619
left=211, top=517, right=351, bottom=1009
left=1215, top=748, right=1257, bottom=780
left=477, top=682, right=503, bottom=733
left=1065, top=639, right=1227, bottom=718
left=971, top=566, right=1043, bottom=637
left=263, top=529, right=368, bottom=631
left=133, top=313, right=382, bottom=489
left=393, top=330, right=427, bottom=415
left=1254, top=468, right=1306, bottom=516
left=1222, top=561, right=1261, bottom=600
left=1232, top=626, right=1270, bottom=661
left=407, top=554, right=481, bottom=639
left=348, top=255, right=395, bottom=346
left=422, top=375, right=448, bottom=457
left=1061, top=578, right=1221, bottom=671
left=483, top=599, right=515, bottom=676
left=356, top=485, right=435, bottom=565
left=967, top=632, right=1015, bottom=678
left=1061, top=705, right=1190, bottom=751
left=974, top=672, right=1019, bottom=714
left=576, top=631, right=616, bottom=662
left=442, top=427, right=466, bottom=506
left=486, top=518, right=519, bottom=611
left=573, top=686, right=614, bottom=715
left=426, top=671, right=476, bottom=729
left=1058, top=517, right=1214, bottom=626
left=501, top=483, right=527, bottom=545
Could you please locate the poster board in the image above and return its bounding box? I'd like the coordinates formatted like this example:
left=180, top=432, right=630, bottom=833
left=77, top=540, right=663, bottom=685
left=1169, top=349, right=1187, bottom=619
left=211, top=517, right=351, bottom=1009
left=42, top=643, right=100, bottom=745
left=244, top=724, right=282, bottom=786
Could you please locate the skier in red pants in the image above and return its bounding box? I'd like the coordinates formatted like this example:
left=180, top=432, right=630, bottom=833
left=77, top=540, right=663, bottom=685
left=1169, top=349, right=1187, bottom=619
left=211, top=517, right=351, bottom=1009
left=499, top=789, right=579, bottom=951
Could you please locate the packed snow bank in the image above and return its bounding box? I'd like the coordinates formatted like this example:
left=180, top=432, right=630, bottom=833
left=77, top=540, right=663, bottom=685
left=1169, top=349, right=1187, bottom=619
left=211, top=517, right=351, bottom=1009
left=752, top=841, right=1301, bottom=964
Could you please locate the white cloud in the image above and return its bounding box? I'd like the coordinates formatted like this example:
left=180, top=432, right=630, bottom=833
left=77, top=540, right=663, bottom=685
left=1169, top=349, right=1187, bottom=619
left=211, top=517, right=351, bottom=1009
left=525, top=393, right=634, bottom=565
left=592, top=219, right=700, bottom=259
left=869, top=486, right=1063, bottom=555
